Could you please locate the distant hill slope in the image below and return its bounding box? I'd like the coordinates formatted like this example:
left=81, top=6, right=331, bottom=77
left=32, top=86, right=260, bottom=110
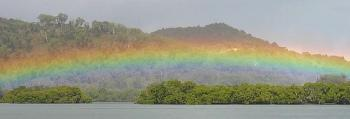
left=0, top=15, right=349, bottom=91
left=153, top=22, right=348, bottom=62
left=151, top=23, right=349, bottom=83
left=152, top=23, right=252, bottom=40
left=152, top=23, right=286, bottom=52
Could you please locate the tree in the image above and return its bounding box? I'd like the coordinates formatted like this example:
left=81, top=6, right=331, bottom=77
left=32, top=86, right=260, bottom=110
left=75, top=17, right=85, bottom=27
left=56, top=13, right=68, bottom=32
left=56, top=13, right=68, bottom=26
left=37, top=14, right=56, bottom=42
left=37, top=14, right=57, bottom=27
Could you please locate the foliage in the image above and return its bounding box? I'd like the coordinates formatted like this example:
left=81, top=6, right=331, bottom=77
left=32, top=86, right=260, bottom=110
left=0, top=86, right=3, bottom=100
left=1, top=86, right=92, bottom=103
left=0, top=13, right=147, bottom=57
left=137, top=80, right=350, bottom=105
left=83, top=87, right=139, bottom=102
left=317, top=74, right=347, bottom=84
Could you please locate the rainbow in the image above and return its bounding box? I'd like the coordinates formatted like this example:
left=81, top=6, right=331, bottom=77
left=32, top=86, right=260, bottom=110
left=0, top=40, right=349, bottom=84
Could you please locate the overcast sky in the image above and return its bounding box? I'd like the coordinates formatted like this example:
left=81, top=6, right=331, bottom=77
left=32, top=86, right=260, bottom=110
left=0, top=0, right=349, bottom=59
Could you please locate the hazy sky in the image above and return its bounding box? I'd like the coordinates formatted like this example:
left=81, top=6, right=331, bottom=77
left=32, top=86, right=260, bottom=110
left=0, top=0, right=349, bottom=59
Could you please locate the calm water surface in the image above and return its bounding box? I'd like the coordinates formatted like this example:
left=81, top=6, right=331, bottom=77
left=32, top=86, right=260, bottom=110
left=0, top=103, right=349, bottom=119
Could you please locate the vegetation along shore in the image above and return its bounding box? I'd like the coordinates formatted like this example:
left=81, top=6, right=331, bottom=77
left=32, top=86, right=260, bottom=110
left=137, top=78, right=350, bottom=105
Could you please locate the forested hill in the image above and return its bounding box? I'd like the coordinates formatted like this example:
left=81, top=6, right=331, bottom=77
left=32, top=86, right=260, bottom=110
left=152, top=23, right=287, bottom=54
left=152, top=23, right=348, bottom=63
left=152, top=23, right=254, bottom=40
left=0, top=13, right=349, bottom=93
left=0, top=14, right=147, bottom=58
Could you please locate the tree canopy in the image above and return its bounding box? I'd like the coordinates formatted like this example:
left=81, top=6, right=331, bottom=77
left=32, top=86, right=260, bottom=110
left=1, top=86, right=92, bottom=103
left=137, top=80, right=350, bottom=105
left=317, top=74, right=347, bottom=84
left=0, top=13, right=148, bottom=58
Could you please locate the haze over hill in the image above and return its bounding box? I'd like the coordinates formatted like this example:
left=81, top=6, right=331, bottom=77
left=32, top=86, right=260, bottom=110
left=1, top=0, right=349, bottom=60
left=0, top=14, right=349, bottom=93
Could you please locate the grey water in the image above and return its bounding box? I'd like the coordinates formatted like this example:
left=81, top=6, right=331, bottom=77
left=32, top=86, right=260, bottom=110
left=0, top=103, right=349, bottom=119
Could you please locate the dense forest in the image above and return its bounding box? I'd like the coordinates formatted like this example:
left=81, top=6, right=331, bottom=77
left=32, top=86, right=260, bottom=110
left=0, top=13, right=349, bottom=102
left=0, top=85, right=135, bottom=102
left=0, top=13, right=148, bottom=58
left=84, top=88, right=139, bottom=102
left=0, top=86, right=91, bottom=103
left=137, top=76, right=350, bottom=105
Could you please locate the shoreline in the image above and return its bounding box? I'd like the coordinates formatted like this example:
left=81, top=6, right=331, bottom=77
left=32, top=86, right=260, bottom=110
left=0, top=102, right=346, bottom=105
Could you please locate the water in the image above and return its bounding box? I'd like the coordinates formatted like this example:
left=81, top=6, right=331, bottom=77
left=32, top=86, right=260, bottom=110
left=0, top=103, right=349, bottom=119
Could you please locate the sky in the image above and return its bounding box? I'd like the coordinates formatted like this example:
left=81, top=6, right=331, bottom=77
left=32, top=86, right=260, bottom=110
left=0, top=0, right=349, bottom=60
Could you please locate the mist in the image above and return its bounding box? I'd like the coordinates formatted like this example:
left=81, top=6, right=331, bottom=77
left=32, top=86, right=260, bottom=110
left=0, top=0, right=349, bottom=59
